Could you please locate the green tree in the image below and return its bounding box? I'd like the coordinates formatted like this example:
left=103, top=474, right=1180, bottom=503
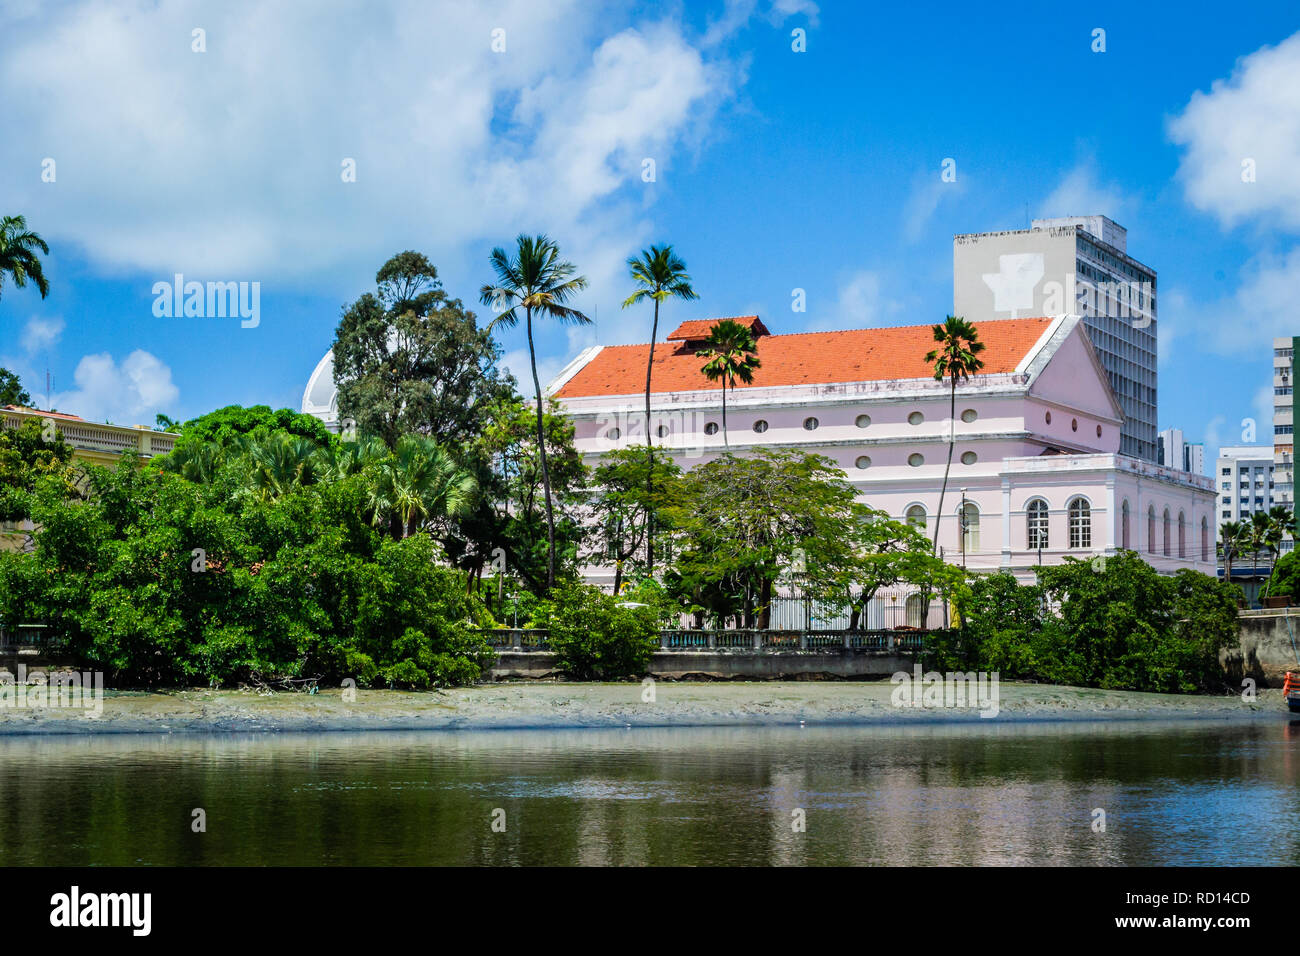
left=1262, top=504, right=1293, bottom=597
left=0, top=368, right=31, bottom=407
left=585, top=446, right=683, bottom=595
left=532, top=584, right=660, bottom=680
left=366, top=435, right=477, bottom=539
left=0, top=215, right=50, bottom=303
left=924, top=316, right=985, bottom=553
left=479, top=234, right=590, bottom=590
left=622, top=244, right=698, bottom=570
left=333, top=251, right=514, bottom=450
left=1218, top=519, right=1245, bottom=591
left=697, top=319, right=761, bottom=449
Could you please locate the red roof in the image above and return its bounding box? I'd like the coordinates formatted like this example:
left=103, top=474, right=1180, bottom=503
left=665, top=315, right=769, bottom=341
left=2, top=405, right=87, bottom=422
left=554, top=316, right=1053, bottom=398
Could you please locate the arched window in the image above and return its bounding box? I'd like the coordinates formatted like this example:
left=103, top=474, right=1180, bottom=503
left=906, top=504, right=926, bottom=529
left=1201, top=517, right=1209, bottom=562
left=1162, top=508, right=1171, bottom=556
left=1148, top=506, right=1156, bottom=554
left=1178, top=511, right=1186, bottom=558
left=958, top=502, right=980, bottom=553
left=1027, top=499, right=1049, bottom=550
left=1068, top=498, right=1091, bottom=549
left=1121, top=499, right=1130, bottom=550
left=905, top=594, right=927, bottom=629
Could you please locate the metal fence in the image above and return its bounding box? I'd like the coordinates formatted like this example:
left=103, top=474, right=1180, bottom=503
left=479, top=628, right=942, bottom=653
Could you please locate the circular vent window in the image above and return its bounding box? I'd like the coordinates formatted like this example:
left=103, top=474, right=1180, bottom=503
left=961, top=451, right=977, bottom=465
left=657, top=424, right=669, bottom=437
left=855, top=455, right=872, bottom=469
left=908, top=411, right=924, bottom=425
left=704, top=422, right=718, bottom=435
left=1045, top=411, right=1052, bottom=425
left=855, top=414, right=871, bottom=428
left=607, top=427, right=620, bottom=440
left=753, top=420, right=768, bottom=433
left=803, top=417, right=819, bottom=431
left=1072, top=418, right=1079, bottom=432
left=908, top=453, right=924, bottom=467
left=961, top=409, right=978, bottom=423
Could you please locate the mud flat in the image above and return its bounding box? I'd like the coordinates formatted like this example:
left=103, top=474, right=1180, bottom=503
left=0, top=681, right=1285, bottom=734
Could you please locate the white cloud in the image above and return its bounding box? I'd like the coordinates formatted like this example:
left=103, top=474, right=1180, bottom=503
left=1167, top=246, right=1300, bottom=356
left=0, top=0, right=737, bottom=296
left=902, top=173, right=963, bottom=242
left=20, top=316, right=64, bottom=353
left=807, top=270, right=898, bottom=331
left=53, top=350, right=179, bottom=424
left=1169, top=31, right=1300, bottom=231
left=1038, top=160, right=1132, bottom=223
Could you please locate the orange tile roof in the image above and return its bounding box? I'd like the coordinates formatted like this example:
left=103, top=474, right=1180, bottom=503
left=665, top=315, right=769, bottom=341
left=554, top=316, right=1054, bottom=398
left=2, top=405, right=87, bottom=422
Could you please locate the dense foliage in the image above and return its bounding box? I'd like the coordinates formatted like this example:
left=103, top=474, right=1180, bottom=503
left=531, top=585, right=659, bottom=680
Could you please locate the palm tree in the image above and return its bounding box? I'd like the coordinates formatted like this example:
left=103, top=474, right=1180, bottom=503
left=0, top=215, right=51, bottom=303
left=924, top=316, right=985, bottom=554
left=622, top=244, right=698, bottom=571
left=1262, top=504, right=1294, bottom=597
left=1220, top=519, right=1244, bottom=589
left=480, top=235, right=590, bottom=589
left=240, top=433, right=322, bottom=501
left=698, top=319, right=761, bottom=449
left=367, top=435, right=477, bottom=538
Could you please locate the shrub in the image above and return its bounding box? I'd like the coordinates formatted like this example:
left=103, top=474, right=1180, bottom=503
left=533, top=584, right=659, bottom=680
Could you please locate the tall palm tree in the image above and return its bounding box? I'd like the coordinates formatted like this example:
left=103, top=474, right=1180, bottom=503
left=924, top=316, right=985, bottom=554
left=240, top=433, right=322, bottom=501
left=0, top=215, right=50, bottom=303
left=698, top=319, right=761, bottom=449
left=367, top=435, right=477, bottom=538
left=1219, top=519, right=1244, bottom=588
left=622, top=244, right=698, bottom=571
left=1262, top=504, right=1294, bottom=597
left=480, top=235, right=590, bottom=589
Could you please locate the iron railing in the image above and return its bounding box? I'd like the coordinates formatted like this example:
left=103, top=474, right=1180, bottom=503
left=478, top=628, right=946, bottom=652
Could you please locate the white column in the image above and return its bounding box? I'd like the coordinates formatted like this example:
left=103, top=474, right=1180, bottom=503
left=1104, top=474, right=1116, bottom=554
left=1001, top=477, right=1012, bottom=568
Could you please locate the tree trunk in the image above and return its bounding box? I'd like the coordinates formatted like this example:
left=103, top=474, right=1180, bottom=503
left=932, top=375, right=956, bottom=554
left=758, top=576, right=772, bottom=629
left=721, top=379, right=730, bottom=449
left=526, top=308, right=557, bottom=591
left=645, top=299, right=658, bottom=572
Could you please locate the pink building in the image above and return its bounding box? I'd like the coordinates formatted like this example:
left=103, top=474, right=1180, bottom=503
left=550, top=314, right=1213, bottom=620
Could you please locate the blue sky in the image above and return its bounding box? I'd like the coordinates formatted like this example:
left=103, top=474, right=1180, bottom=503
left=2, top=0, right=1298, bottom=471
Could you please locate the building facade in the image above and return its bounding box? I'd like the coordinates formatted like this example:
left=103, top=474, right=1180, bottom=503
left=1274, top=337, right=1295, bottom=554
left=1, top=406, right=179, bottom=552
left=549, top=314, right=1213, bottom=609
left=1215, top=445, right=1275, bottom=531
left=953, top=215, right=1158, bottom=462
left=1159, top=427, right=1204, bottom=476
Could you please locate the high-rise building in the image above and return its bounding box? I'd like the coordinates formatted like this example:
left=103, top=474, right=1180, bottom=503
left=954, top=215, right=1158, bottom=462
left=1273, top=337, right=1295, bottom=551
left=1215, top=445, right=1274, bottom=532
left=1158, top=427, right=1205, bottom=475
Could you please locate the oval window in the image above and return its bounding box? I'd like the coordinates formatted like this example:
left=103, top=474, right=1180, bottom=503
left=908, top=411, right=924, bottom=425
left=803, top=416, right=819, bottom=431
left=855, top=414, right=871, bottom=428
left=1096, top=424, right=1102, bottom=438
left=908, top=453, right=924, bottom=467
left=961, top=409, right=978, bottom=423
left=753, top=420, right=768, bottom=433
left=1071, top=418, right=1079, bottom=432
left=961, top=451, right=977, bottom=465
left=855, top=455, right=872, bottom=469
left=704, top=422, right=719, bottom=435
left=1045, top=411, right=1052, bottom=425
left=607, top=427, right=620, bottom=440
left=657, top=424, right=669, bottom=438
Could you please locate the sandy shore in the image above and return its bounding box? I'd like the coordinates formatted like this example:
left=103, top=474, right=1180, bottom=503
left=0, top=681, right=1286, bottom=734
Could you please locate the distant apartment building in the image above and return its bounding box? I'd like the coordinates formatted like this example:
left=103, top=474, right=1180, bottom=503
left=954, top=215, right=1158, bottom=462
left=1274, top=337, right=1297, bottom=552
left=0, top=405, right=178, bottom=552
left=1215, top=445, right=1274, bottom=530
left=1158, top=427, right=1204, bottom=475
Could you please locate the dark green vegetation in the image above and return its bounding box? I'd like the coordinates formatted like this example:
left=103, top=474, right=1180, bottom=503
left=0, top=244, right=1242, bottom=692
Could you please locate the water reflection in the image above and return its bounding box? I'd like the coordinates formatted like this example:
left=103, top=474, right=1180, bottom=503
left=0, top=720, right=1296, bottom=866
